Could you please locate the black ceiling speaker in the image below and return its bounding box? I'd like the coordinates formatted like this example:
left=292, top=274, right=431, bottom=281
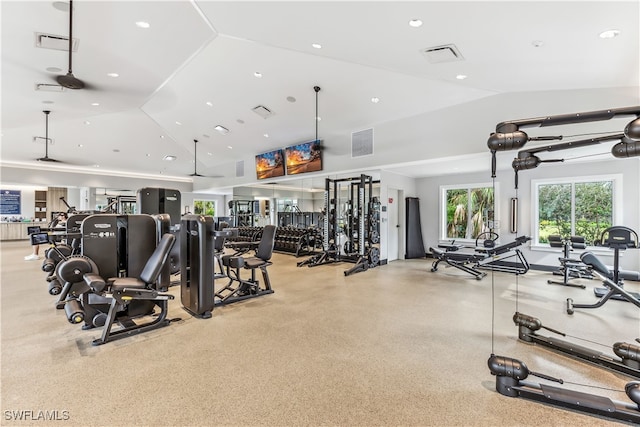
left=56, top=0, right=85, bottom=89
left=36, top=110, right=62, bottom=163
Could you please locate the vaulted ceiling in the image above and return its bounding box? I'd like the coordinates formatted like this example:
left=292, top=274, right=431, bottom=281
left=1, top=1, right=638, bottom=192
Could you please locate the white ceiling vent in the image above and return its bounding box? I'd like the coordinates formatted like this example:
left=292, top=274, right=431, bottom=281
left=352, top=128, right=374, bottom=158
left=252, top=105, right=274, bottom=119
left=35, top=32, right=79, bottom=51
left=33, top=136, right=54, bottom=144
left=35, top=83, right=65, bottom=92
left=236, top=160, right=244, bottom=177
left=421, top=44, right=464, bottom=63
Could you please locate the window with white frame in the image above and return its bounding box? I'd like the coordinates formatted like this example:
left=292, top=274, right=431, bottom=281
left=532, top=175, right=622, bottom=246
left=440, top=183, right=496, bottom=241
left=193, top=200, right=216, bottom=216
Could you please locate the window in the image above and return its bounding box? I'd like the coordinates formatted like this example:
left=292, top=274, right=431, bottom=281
left=533, top=175, right=621, bottom=246
left=441, top=183, right=495, bottom=241
left=193, top=200, right=216, bottom=216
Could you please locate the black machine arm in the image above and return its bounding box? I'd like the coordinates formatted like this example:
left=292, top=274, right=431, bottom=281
left=511, top=133, right=627, bottom=188
left=488, top=354, right=640, bottom=423
left=488, top=106, right=640, bottom=177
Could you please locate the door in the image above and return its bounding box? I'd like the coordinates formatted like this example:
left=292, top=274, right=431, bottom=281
left=387, top=188, right=399, bottom=262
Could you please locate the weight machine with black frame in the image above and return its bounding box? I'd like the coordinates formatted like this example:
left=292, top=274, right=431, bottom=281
left=486, top=106, right=640, bottom=423
left=297, top=174, right=381, bottom=276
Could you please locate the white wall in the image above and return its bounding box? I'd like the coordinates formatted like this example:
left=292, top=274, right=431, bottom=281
left=417, top=158, right=640, bottom=271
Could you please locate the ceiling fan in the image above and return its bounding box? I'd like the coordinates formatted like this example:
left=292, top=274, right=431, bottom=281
left=189, top=139, right=223, bottom=178
left=55, top=0, right=88, bottom=90
left=35, top=110, right=62, bottom=163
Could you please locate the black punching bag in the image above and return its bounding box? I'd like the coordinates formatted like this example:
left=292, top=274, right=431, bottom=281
left=405, top=197, right=425, bottom=259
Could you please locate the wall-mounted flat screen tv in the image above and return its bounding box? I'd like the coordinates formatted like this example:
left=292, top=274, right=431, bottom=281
left=285, top=140, right=322, bottom=175
left=255, top=149, right=285, bottom=180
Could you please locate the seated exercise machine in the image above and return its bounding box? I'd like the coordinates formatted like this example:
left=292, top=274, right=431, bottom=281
left=217, top=225, right=276, bottom=306
left=567, top=226, right=640, bottom=314
left=513, top=312, right=639, bottom=378
left=81, top=233, right=176, bottom=346
left=546, top=235, right=593, bottom=288
left=488, top=355, right=640, bottom=424
left=56, top=214, right=176, bottom=345
left=180, top=215, right=268, bottom=319
left=429, top=234, right=531, bottom=280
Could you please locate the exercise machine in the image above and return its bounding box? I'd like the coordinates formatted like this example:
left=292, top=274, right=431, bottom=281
left=217, top=225, right=276, bottom=306
left=546, top=235, right=592, bottom=288
left=513, top=312, right=639, bottom=378
left=81, top=233, right=176, bottom=345
left=429, top=235, right=531, bottom=280
left=488, top=355, right=640, bottom=424
left=567, top=226, right=640, bottom=314
left=297, top=174, right=381, bottom=276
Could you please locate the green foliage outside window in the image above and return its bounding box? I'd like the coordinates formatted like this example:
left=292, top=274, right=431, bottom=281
left=538, top=181, right=612, bottom=245
left=446, top=187, right=494, bottom=239
left=193, top=200, right=215, bottom=216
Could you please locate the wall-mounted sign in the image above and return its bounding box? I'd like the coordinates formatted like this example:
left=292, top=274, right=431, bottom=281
left=0, top=190, right=21, bottom=215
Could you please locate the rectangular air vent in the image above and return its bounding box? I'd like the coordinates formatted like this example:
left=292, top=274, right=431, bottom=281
left=236, top=160, right=244, bottom=177
left=352, top=128, right=374, bottom=158
left=421, top=44, right=464, bottom=63
left=33, top=136, right=54, bottom=144
left=252, top=105, right=273, bottom=119
left=35, top=83, right=65, bottom=92
left=35, top=32, right=79, bottom=51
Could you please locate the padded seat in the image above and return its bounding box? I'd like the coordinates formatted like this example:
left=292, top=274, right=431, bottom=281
left=110, top=278, right=146, bottom=290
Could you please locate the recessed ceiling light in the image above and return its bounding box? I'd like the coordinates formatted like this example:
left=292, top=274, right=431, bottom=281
left=237, top=119, right=245, bottom=124
left=227, top=146, right=233, bottom=150
left=91, top=102, right=99, bottom=106
left=531, top=40, right=544, bottom=48
left=146, top=153, right=151, bottom=157
left=316, top=116, right=322, bottom=121
left=52, top=2, right=69, bottom=12
left=214, top=125, right=229, bottom=134
left=163, top=155, right=177, bottom=161
left=77, top=144, right=83, bottom=148
left=92, top=164, right=100, bottom=168
left=203, top=134, right=210, bottom=138
left=263, top=133, right=269, bottom=138
left=311, top=43, right=322, bottom=49
left=408, top=19, right=423, bottom=28
left=46, top=67, right=62, bottom=73
left=599, top=29, right=620, bottom=39
left=83, top=120, right=90, bottom=125
left=135, top=21, right=150, bottom=29
left=206, top=101, right=213, bottom=107
left=254, top=72, right=263, bottom=78
left=207, top=152, right=213, bottom=156
left=113, top=149, right=120, bottom=153
left=371, top=97, right=380, bottom=103
left=107, top=72, right=119, bottom=77
left=286, top=96, right=296, bottom=103
left=175, top=121, right=182, bottom=125
left=456, top=74, right=467, bottom=80
left=42, top=100, right=54, bottom=104
left=160, top=135, right=165, bottom=139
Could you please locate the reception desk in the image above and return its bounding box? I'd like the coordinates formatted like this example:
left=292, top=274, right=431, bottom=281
left=0, top=222, right=42, bottom=241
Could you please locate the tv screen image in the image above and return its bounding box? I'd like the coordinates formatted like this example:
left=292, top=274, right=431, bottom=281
left=255, top=149, right=285, bottom=180
left=285, top=140, right=322, bottom=175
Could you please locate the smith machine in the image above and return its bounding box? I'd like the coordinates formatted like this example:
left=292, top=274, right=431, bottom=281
left=486, top=106, right=640, bottom=423
left=297, top=174, right=381, bottom=276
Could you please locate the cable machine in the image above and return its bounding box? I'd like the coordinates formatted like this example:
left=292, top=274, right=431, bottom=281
left=297, top=174, right=380, bottom=276
left=486, top=106, right=640, bottom=423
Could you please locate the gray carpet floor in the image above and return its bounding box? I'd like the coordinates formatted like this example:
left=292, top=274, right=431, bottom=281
left=1, top=240, right=639, bottom=426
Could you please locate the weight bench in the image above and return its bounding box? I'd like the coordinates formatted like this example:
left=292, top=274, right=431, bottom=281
left=430, top=235, right=531, bottom=280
